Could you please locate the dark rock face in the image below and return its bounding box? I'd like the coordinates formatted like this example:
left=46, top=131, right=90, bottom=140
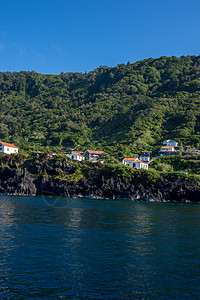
left=0, top=168, right=36, bottom=196
left=0, top=167, right=200, bottom=202
left=91, top=176, right=200, bottom=203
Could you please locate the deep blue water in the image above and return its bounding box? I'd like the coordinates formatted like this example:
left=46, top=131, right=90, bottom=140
left=0, top=196, right=200, bottom=299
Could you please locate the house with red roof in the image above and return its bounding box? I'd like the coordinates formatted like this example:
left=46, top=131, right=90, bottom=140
left=186, top=148, right=200, bottom=154
left=122, top=157, right=148, bottom=169
left=0, top=141, right=18, bottom=154
left=122, top=158, right=138, bottom=165
left=84, top=150, right=104, bottom=161
left=158, top=139, right=180, bottom=156
left=130, top=160, right=148, bottom=170
left=68, top=152, right=85, bottom=161
left=159, top=146, right=176, bottom=154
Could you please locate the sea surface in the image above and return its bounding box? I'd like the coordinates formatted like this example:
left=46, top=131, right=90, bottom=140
left=0, top=196, right=200, bottom=299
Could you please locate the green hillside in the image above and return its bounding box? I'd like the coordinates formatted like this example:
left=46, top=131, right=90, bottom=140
left=0, top=55, right=200, bottom=155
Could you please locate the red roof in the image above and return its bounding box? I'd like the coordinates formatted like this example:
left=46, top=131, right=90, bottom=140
left=161, top=146, right=173, bottom=149
left=123, top=158, right=137, bottom=161
left=141, top=151, right=152, bottom=153
left=135, top=160, right=148, bottom=164
left=69, top=153, right=84, bottom=158
left=187, top=148, right=199, bottom=151
left=126, top=160, right=148, bottom=164
left=86, top=150, right=104, bottom=154
left=0, top=141, right=18, bottom=148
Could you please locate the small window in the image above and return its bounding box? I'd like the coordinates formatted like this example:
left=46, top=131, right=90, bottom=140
left=7, top=148, right=9, bottom=151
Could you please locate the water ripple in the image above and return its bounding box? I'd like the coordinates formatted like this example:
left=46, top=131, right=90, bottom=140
left=0, top=196, right=200, bottom=299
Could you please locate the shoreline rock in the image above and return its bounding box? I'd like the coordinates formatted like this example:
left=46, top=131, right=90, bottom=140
left=0, top=167, right=199, bottom=203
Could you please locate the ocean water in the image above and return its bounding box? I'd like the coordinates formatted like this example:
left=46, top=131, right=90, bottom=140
left=0, top=195, right=200, bottom=299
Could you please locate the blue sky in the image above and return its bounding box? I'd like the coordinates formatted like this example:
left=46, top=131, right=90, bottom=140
left=0, top=0, right=200, bottom=74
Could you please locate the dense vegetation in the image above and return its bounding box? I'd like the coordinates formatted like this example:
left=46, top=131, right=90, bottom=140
left=1, top=152, right=200, bottom=184
left=150, top=153, right=200, bottom=175
left=0, top=55, right=200, bottom=157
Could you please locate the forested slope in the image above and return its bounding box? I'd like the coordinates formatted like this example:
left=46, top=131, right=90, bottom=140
left=0, top=55, right=200, bottom=153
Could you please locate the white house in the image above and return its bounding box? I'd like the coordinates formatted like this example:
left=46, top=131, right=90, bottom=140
left=122, top=158, right=138, bottom=165
left=159, top=146, right=176, bottom=154
left=129, top=160, right=148, bottom=170
left=186, top=148, right=200, bottom=154
left=122, top=158, right=148, bottom=169
left=68, top=151, right=85, bottom=161
left=163, top=140, right=178, bottom=147
left=0, top=141, right=18, bottom=154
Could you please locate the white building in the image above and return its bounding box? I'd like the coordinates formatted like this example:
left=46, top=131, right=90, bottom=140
left=186, top=148, right=200, bottom=154
left=122, top=158, right=148, bottom=169
left=0, top=141, right=18, bottom=154
left=129, top=160, right=148, bottom=170
left=68, top=151, right=85, bottom=161
left=122, top=158, right=138, bottom=165
left=159, top=146, right=175, bottom=154
left=163, top=140, right=178, bottom=147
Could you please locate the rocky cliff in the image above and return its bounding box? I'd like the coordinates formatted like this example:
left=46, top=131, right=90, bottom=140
left=0, top=164, right=199, bottom=203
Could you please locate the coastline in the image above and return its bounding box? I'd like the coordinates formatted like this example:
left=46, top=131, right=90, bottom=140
left=0, top=193, right=194, bottom=204
left=0, top=156, right=200, bottom=204
left=0, top=174, right=199, bottom=203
